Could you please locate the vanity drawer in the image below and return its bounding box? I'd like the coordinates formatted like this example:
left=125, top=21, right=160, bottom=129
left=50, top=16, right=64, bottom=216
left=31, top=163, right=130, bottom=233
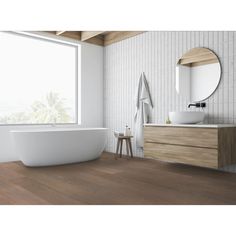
left=144, top=126, right=218, bottom=149
left=144, top=142, right=218, bottom=169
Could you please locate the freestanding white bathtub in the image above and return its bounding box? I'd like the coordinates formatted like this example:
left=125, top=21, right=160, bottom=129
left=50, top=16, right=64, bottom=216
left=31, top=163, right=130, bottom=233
left=11, top=127, right=108, bottom=167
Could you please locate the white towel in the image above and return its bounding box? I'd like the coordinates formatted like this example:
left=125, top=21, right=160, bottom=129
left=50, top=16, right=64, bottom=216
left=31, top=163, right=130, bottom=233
left=134, top=72, right=153, bottom=148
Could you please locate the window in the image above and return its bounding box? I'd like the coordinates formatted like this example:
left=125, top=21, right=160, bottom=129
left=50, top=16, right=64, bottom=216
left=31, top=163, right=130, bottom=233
left=0, top=31, right=80, bottom=125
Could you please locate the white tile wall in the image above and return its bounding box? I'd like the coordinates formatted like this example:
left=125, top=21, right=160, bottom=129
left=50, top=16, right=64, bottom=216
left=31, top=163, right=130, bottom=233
left=104, top=31, right=236, bottom=160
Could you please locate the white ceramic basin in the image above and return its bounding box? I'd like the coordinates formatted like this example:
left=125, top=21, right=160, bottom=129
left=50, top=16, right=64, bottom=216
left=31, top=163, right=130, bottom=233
left=169, top=111, right=205, bottom=124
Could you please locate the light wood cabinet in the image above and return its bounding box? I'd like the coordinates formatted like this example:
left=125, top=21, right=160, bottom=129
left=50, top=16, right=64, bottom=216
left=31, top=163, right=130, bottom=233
left=144, top=125, right=236, bottom=169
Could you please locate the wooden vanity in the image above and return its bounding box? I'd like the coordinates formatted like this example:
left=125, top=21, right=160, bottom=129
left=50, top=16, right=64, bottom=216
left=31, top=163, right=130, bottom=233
left=144, top=124, right=236, bottom=169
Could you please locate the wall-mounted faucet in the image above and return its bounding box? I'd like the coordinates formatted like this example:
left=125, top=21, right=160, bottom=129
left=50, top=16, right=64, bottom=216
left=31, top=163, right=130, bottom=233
left=188, top=102, right=206, bottom=108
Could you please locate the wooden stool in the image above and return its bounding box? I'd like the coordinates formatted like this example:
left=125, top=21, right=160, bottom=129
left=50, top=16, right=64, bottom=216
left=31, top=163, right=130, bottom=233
left=115, top=136, right=133, bottom=159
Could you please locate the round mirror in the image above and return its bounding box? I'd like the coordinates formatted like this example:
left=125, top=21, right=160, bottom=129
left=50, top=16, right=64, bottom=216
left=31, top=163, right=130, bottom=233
left=176, top=47, right=221, bottom=102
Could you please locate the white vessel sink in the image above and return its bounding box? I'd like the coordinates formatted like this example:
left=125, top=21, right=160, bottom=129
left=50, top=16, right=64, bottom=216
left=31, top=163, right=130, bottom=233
left=169, top=111, right=205, bottom=124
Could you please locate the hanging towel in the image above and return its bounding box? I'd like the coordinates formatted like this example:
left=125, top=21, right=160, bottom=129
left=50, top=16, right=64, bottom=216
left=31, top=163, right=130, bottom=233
left=134, top=72, right=153, bottom=148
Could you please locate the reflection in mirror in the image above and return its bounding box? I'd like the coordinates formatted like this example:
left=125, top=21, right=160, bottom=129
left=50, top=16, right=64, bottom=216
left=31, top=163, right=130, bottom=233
left=176, top=47, right=221, bottom=102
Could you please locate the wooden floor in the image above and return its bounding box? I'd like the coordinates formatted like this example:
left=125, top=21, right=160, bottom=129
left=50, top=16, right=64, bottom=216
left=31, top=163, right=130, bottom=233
left=1, top=152, right=236, bottom=204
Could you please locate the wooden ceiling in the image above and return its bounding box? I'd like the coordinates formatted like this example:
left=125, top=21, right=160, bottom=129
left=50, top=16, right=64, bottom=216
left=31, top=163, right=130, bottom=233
left=45, top=31, right=144, bottom=46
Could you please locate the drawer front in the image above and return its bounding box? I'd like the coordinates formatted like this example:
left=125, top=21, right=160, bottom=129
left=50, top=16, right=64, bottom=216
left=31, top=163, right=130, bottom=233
left=144, top=126, right=218, bottom=149
left=144, top=142, right=218, bottom=169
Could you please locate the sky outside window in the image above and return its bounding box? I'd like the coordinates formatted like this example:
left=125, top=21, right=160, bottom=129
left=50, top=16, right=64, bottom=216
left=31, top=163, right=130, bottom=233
left=0, top=32, right=80, bottom=124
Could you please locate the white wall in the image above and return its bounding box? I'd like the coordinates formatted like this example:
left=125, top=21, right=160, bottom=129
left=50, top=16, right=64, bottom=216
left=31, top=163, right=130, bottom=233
left=80, top=43, right=103, bottom=128
left=0, top=35, right=103, bottom=163
left=104, top=31, right=236, bottom=158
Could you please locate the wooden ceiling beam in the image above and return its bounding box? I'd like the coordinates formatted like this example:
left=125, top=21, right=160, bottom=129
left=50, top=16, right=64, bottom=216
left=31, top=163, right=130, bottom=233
left=103, top=31, right=144, bottom=46
left=58, top=31, right=81, bottom=40
left=44, top=31, right=144, bottom=46
left=81, top=31, right=105, bottom=41
left=56, top=31, right=66, bottom=35
left=85, top=35, right=104, bottom=46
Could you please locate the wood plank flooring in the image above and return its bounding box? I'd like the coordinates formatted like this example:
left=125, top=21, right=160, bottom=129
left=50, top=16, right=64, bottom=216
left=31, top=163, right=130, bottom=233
left=1, top=152, right=236, bottom=204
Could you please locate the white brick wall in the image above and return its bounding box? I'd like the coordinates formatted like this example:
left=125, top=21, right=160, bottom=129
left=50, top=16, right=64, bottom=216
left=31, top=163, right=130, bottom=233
left=104, top=31, right=236, bottom=160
